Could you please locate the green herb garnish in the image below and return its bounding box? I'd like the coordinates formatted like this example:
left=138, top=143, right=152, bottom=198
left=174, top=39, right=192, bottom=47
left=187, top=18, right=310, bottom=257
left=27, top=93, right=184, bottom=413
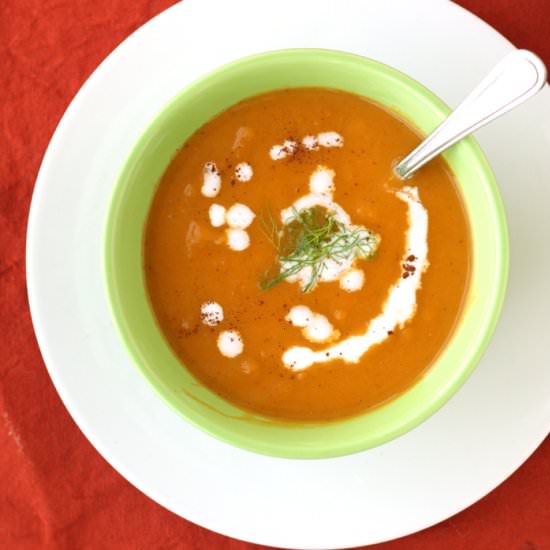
left=260, top=205, right=380, bottom=292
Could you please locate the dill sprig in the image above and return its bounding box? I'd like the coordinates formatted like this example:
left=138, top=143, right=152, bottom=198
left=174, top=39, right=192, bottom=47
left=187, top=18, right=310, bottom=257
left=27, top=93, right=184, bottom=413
left=260, top=206, right=380, bottom=292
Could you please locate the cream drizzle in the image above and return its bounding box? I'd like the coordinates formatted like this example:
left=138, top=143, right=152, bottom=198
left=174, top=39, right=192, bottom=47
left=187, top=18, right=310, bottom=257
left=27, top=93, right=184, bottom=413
left=282, top=186, right=429, bottom=371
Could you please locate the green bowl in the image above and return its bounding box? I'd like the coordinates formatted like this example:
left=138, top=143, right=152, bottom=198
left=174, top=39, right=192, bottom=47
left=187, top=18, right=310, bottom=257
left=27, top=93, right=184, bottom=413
left=104, top=49, right=508, bottom=459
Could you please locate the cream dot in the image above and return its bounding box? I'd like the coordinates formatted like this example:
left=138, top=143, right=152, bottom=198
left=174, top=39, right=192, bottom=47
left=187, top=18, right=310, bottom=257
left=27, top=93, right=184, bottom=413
left=317, top=131, right=344, bottom=148
left=309, top=165, right=335, bottom=196
left=270, top=139, right=298, bottom=160
left=302, top=135, right=319, bottom=150
left=283, top=140, right=298, bottom=154
left=208, top=204, right=226, bottom=227
left=226, top=203, right=255, bottom=229
left=285, top=305, right=313, bottom=328
left=303, top=313, right=334, bottom=343
left=340, top=269, right=365, bottom=292
left=200, top=301, right=224, bottom=326
left=217, top=330, right=243, bottom=358
left=235, top=162, right=253, bottom=182
left=270, top=145, right=286, bottom=160
left=226, top=228, right=250, bottom=251
left=201, top=161, right=221, bottom=197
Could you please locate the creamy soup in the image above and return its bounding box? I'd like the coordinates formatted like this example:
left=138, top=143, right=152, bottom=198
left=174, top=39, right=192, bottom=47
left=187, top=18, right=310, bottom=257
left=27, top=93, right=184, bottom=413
left=144, top=88, right=470, bottom=421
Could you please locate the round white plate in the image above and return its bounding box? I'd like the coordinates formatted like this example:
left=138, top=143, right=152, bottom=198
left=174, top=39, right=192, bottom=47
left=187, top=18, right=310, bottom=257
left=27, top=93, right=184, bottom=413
left=27, top=0, right=550, bottom=548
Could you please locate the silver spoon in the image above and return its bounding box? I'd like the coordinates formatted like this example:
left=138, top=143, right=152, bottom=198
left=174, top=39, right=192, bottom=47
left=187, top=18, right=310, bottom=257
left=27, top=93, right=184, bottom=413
left=394, top=49, right=547, bottom=180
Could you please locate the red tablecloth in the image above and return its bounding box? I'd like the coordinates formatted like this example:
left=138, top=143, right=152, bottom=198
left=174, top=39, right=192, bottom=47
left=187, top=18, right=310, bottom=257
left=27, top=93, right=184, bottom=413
left=1, top=1, right=549, bottom=548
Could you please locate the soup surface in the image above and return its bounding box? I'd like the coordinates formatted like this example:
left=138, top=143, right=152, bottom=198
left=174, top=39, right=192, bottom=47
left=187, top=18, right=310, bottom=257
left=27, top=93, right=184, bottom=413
left=144, top=88, right=470, bottom=421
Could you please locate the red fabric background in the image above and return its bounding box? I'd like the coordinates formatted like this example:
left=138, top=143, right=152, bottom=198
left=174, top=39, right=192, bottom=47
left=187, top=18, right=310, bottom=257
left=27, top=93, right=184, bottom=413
left=1, top=1, right=549, bottom=548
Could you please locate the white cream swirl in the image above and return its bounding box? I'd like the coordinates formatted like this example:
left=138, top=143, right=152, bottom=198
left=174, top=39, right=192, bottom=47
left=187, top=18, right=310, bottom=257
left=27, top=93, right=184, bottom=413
left=282, top=186, right=429, bottom=371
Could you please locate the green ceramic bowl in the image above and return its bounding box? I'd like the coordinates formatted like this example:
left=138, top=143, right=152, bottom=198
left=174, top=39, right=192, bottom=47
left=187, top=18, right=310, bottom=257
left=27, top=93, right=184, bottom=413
left=104, top=49, right=508, bottom=459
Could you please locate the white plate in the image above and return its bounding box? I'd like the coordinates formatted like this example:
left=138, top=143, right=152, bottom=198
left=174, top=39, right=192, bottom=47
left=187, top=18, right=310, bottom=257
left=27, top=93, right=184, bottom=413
left=27, top=0, right=550, bottom=548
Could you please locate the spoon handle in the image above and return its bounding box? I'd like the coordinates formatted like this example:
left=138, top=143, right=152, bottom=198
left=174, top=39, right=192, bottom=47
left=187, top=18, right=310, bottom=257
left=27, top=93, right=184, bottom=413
left=394, top=49, right=547, bottom=180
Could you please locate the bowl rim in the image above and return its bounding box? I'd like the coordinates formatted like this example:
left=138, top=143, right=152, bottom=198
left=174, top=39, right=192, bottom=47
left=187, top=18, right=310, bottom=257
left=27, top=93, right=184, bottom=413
left=104, top=47, right=509, bottom=459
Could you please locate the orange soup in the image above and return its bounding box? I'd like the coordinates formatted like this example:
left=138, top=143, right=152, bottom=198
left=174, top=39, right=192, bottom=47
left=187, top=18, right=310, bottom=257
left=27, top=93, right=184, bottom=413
left=144, top=88, right=470, bottom=421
